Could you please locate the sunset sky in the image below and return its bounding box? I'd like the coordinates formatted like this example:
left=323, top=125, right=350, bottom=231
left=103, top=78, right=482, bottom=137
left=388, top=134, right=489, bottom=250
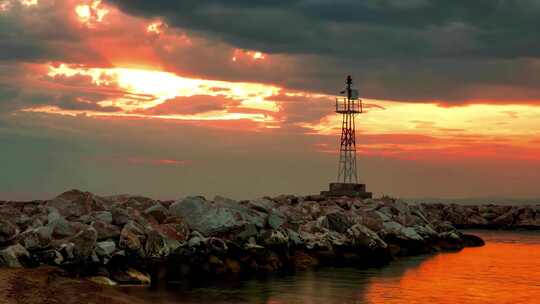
left=1, top=0, right=540, bottom=200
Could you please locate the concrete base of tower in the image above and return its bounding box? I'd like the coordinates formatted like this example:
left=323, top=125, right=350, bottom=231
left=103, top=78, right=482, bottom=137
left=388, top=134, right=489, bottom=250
left=320, top=183, right=373, bottom=199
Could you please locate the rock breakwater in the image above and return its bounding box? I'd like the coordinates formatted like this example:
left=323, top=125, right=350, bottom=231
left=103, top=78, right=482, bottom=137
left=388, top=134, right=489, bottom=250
left=420, top=203, right=540, bottom=230
left=0, top=190, right=483, bottom=285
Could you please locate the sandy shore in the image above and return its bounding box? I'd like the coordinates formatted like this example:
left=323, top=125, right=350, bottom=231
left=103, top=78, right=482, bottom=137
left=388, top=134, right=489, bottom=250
left=0, top=267, right=143, bottom=304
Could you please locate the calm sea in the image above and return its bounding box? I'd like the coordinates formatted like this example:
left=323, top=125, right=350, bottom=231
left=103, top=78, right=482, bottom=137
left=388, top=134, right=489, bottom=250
left=120, top=230, right=540, bottom=304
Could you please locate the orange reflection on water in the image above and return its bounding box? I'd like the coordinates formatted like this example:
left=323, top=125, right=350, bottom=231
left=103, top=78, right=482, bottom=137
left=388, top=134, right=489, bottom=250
left=365, top=240, right=540, bottom=304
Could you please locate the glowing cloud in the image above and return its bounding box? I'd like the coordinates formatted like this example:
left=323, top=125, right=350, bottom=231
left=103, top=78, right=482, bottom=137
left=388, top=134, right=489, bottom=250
left=1, top=0, right=38, bottom=11
left=147, top=20, right=166, bottom=34
left=75, top=0, right=108, bottom=26
left=37, top=64, right=281, bottom=121
left=232, top=49, right=268, bottom=63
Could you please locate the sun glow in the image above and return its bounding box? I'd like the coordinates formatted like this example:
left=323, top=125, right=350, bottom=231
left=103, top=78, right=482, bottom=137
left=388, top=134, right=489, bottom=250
left=251, top=52, right=266, bottom=60
left=302, top=101, right=540, bottom=138
left=42, top=64, right=281, bottom=119
left=20, top=0, right=37, bottom=7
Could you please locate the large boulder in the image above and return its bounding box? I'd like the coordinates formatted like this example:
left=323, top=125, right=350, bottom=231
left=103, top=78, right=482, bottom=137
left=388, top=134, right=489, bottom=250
left=381, top=221, right=424, bottom=242
left=346, top=224, right=387, bottom=251
left=516, top=207, right=537, bottom=226
left=461, top=233, right=485, bottom=247
left=326, top=212, right=353, bottom=233
left=66, top=227, right=98, bottom=259
left=144, top=203, right=169, bottom=224
left=170, top=196, right=265, bottom=236
left=144, top=230, right=170, bottom=258
left=246, top=198, right=276, bottom=213
left=47, top=208, right=80, bottom=238
left=111, top=207, right=131, bottom=227
left=18, top=226, right=53, bottom=251
left=493, top=210, right=515, bottom=226
left=268, top=210, right=286, bottom=230
left=0, top=219, right=19, bottom=243
left=154, top=220, right=190, bottom=242
left=119, top=222, right=144, bottom=251
left=0, top=244, right=31, bottom=267
left=262, top=229, right=289, bottom=247
left=95, top=241, right=116, bottom=257
left=92, top=211, right=113, bottom=224
left=91, top=220, right=121, bottom=241
left=46, top=189, right=105, bottom=219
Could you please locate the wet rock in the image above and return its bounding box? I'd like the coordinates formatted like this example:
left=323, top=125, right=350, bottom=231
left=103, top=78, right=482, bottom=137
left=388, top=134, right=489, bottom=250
left=111, top=268, right=151, bottom=285
left=188, top=231, right=207, bottom=248
left=461, top=233, right=485, bottom=247
left=0, top=244, right=30, bottom=267
left=224, top=258, right=242, bottom=273
left=293, top=250, right=319, bottom=269
left=262, top=229, right=289, bottom=247
left=207, top=237, right=228, bottom=254
left=95, top=241, right=116, bottom=257
left=88, top=276, right=117, bottom=286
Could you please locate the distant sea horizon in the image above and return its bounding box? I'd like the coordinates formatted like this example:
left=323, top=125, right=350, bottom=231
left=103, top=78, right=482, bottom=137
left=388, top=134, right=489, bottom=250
left=2, top=189, right=540, bottom=206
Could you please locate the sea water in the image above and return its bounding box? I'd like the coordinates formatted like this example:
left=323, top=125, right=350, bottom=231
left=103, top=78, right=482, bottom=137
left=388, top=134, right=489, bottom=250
left=120, top=230, right=540, bottom=304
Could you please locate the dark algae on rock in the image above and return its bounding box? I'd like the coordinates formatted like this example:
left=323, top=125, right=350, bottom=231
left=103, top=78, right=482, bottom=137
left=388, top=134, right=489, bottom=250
left=0, top=190, right=486, bottom=286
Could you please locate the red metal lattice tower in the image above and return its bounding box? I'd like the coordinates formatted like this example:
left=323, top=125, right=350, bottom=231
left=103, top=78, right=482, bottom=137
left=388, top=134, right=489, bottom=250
left=336, top=75, right=363, bottom=184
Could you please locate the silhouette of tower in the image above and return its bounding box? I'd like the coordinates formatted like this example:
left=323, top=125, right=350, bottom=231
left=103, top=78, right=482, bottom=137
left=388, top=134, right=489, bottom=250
left=321, top=75, right=372, bottom=198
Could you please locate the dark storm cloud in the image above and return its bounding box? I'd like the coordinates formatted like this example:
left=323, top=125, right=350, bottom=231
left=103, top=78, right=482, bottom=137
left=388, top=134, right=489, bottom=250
left=104, top=0, right=540, bottom=103
left=0, top=67, right=123, bottom=114
left=107, top=0, right=540, bottom=59
left=0, top=1, right=104, bottom=63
